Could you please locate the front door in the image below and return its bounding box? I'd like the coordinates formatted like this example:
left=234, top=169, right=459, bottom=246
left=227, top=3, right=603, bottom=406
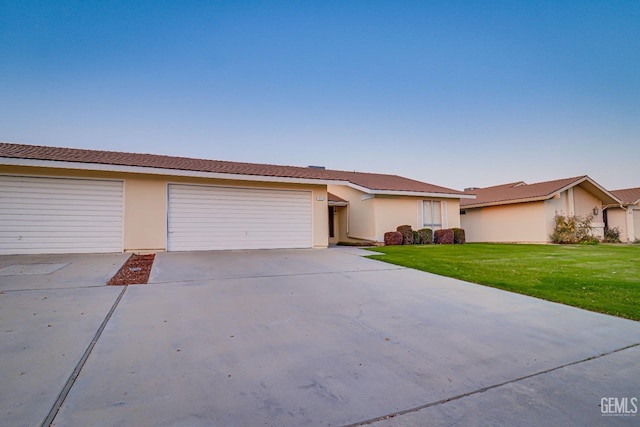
left=328, top=206, right=335, bottom=239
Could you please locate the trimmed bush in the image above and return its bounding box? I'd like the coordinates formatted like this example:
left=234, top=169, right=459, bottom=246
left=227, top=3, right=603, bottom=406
left=396, top=225, right=414, bottom=245
left=384, top=231, right=403, bottom=246
left=418, top=228, right=433, bottom=244
left=434, top=229, right=454, bottom=244
left=452, top=228, right=466, bottom=244
left=412, top=230, right=421, bottom=244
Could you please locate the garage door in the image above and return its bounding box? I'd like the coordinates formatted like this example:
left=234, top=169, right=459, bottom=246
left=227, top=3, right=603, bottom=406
left=0, top=175, right=124, bottom=254
left=168, top=184, right=312, bottom=251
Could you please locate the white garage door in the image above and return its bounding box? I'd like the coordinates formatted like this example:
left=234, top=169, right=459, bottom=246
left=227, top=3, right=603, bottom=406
left=0, top=175, right=124, bottom=254
left=168, top=184, right=312, bottom=251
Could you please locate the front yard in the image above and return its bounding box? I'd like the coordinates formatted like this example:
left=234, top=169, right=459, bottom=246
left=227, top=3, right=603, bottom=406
left=367, top=244, right=640, bottom=321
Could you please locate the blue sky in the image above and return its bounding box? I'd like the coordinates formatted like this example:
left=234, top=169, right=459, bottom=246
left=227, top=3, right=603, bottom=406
left=1, top=1, right=638, bottom=190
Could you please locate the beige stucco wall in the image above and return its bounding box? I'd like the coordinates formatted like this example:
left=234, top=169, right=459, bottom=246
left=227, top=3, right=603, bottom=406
left=461, top=202, right=547, bottom=243
left=2, top=165, right=328, bottom=251
left=123, top=176, right=168, bottom=251
left=606, top=205, right=639, bottom=242
left=327, top=185, right=376, bottom=241
left=544, top=186, right=605, bottom=239
left=373, top=196, right=461, bottom=242
left=463, top=185, right=610, bottom=243
left=572, top=185, right=605, bottom=238
left=606, top=207, right=630, bottom=242
left=328, top=184, right=462, bottom=243
left=373, top=196, right=420, bottom=241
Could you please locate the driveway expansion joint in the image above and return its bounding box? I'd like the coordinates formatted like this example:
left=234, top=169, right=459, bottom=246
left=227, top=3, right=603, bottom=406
left=147, top=267, right=407, bottom=285
left=41, top=285, right=128, bottom=427
left=342, top=342, right=640, bottom=427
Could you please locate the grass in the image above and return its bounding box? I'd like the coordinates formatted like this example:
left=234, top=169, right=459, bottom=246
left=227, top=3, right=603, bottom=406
left=366, top=244, right=640, bottom=321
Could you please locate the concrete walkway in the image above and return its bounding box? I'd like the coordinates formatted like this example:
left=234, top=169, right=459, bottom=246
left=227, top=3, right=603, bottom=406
left=1, top=248, right=638, bottom=426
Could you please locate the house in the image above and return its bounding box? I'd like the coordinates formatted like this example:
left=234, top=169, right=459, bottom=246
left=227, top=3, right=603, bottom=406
left=605, top=187, right=640, bottom=243
left=327, top=173, right=473, bottom=244
left=459, top=176, right=621, bottom=243
left=0, top=142, right=470, bottom=254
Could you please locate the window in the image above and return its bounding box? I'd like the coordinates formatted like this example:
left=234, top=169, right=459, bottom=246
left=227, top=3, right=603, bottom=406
left=423, top=201, right=442, bottom=230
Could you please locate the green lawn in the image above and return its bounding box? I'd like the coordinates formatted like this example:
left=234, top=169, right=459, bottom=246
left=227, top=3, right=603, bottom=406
left=366, top=244, right=640, bottom=321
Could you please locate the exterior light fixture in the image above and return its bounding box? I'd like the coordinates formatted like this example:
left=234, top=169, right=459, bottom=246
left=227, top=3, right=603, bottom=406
left=593, top=207, right=599, bottom=216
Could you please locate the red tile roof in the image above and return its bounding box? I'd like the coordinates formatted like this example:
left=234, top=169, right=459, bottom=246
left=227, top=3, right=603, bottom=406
left=461, top=176, right=589, bottom=208
left=327, top=192, right=348, bottom=203
left=0, top=142, right=464, bottom=196
left=326, top=169, right=464, bottom=194
left=611, top=187, right=640, bottom=205
left=0, top=142, right=337, bottom=181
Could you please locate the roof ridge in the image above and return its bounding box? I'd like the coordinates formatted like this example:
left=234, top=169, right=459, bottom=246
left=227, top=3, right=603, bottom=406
left=0, top=142, right=465, bottom=195
left=0, top=141, right=320, bottom=171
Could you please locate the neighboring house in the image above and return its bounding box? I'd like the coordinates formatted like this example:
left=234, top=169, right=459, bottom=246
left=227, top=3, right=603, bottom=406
left=606, top=188, right=640, bottom=243
left=0, top=142, right=470, bottom=254
left=460, top=176, right=620, bottom=243
left=327, top=173, right=473, bottom=244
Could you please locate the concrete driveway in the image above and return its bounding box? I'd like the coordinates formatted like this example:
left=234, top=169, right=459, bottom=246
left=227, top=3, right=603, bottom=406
left=1, top=248, right=639, bottom=426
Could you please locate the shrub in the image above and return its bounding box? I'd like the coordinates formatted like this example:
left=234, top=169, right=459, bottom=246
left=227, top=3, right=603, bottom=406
left=418, top=228, right=433, bottom=244
left=603, top=227, right=621, bottom=243
left=384, top=231, right=403, bottom=246
left=434, top=228, right=454, bottom=244
left=396, top=225, right=414, bottom=245
left=412, top=230, right=421, bottom=244
left=550, top=213, right=596, bottom=244
left=452, top=228, right=466, bottom=244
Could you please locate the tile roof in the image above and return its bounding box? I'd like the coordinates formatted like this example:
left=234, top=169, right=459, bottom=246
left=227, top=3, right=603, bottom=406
left=460, top=176, right=589, bottom=208
left=611, top=187, right=640, bottom=205
left=0, top=142, right=337, bottom=181
left=327, top=192, right=348, bottom=203
left=0, top=142, right=464, bottom=196
left=326, top=169, right=464, bottom=195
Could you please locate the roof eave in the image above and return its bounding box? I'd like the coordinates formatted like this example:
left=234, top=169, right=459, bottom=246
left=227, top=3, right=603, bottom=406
left=0, top=157, right=347, bottom=186
left=461, top=195, right=550, bottom=209
left=347, top=183, right=473, bottom=199
left=575, top=177, right=622, bottom=205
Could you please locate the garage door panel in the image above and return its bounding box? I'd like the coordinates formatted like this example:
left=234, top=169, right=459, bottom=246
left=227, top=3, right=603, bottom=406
left=0, top=176, right=123, bottom=254
left=168, top=184, right=312, bottom=251
left=169, top=213, right=310, bottom=222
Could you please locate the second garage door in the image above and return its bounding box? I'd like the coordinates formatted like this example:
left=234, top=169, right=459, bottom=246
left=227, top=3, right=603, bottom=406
left=0, top=175, right=124, bottom=254
left=167, top=184, right=312, bottom=251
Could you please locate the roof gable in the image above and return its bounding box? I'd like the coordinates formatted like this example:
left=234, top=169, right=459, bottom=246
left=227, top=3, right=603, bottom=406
left=461, top=176, right=619, bottom=208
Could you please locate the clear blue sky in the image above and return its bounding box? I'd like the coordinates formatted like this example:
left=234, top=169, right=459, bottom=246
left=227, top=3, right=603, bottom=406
left=1, top=1, right=638, bottom=190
